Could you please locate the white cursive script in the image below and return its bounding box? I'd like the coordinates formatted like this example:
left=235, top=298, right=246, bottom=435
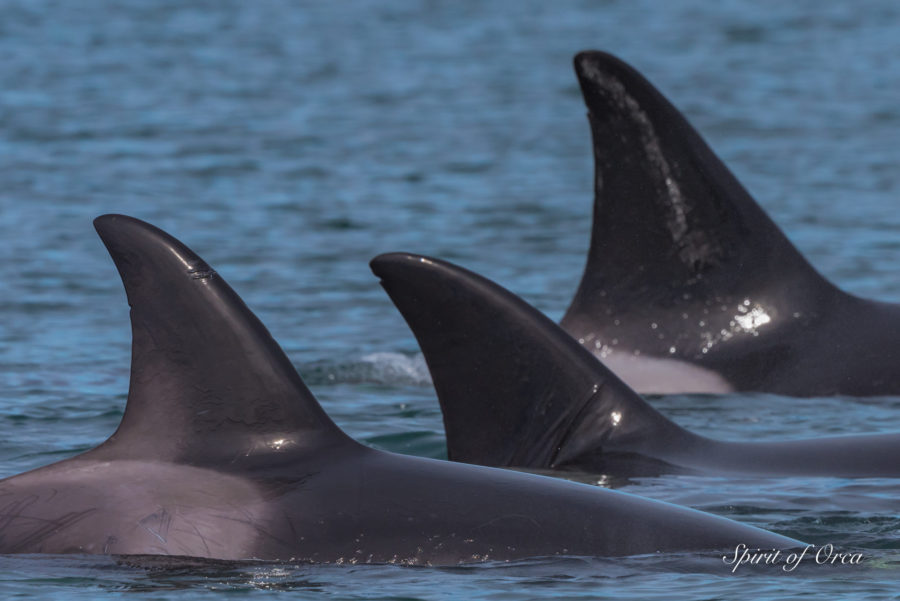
left=723, top=543, right=863, bottom=573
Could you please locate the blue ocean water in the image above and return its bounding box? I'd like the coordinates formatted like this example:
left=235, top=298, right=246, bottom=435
left=1, top=0, right=899, bottom=598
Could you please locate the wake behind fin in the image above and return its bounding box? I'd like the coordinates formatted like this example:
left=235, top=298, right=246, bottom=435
left=561, top=51, right=841, bottom=384
left=370, top=253, right=690, bottom=469
left=91, top=215, right=351, bottom=465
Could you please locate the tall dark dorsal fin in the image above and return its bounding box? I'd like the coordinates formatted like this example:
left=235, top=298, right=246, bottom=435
left=370, top=253, right=690, bottom=468
left=91, top=215, right=350, bottom=465
left=561, top=51, right=839, bottom=374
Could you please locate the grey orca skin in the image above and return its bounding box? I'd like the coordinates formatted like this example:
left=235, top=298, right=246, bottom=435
left=371, top=252, right=900, bottom=478
left=0, top=215, right=800, bottom=562
left=560, top=50, right=900, bottom=396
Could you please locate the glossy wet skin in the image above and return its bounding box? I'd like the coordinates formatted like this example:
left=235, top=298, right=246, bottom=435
left=560, top=51, right=900, bottom=397
left=371, top=252, right=900, bottom=479
left=0, top=215, right=800, bottom=562
left=0, top=444, right=800, bottom=562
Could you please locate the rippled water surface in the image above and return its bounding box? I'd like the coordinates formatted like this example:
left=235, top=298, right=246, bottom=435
left=2, top=1, right=900, bottom=599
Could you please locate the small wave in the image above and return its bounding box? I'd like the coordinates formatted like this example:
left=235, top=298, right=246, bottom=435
left=302, top=353, right=432, bottom=386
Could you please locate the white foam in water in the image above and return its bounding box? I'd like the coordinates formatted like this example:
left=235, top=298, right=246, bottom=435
left=360, top=352, right=432, bottom=386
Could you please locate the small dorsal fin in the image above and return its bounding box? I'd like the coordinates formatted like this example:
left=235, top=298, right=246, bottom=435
left=91, top=215, right=350, bottom=465
left=560, top=51, right=838, bottom=379
left=370, top=253, right=688, bottom=469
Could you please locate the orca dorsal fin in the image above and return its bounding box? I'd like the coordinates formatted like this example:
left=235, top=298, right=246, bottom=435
left=371, top=253, right=689, bottom=469
left=91, top=215, right=351, bottom=466
left=561, top=51, right=840, bottom=376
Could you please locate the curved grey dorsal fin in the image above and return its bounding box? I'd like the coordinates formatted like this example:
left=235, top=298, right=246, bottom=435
left=561, top=51, right=838, bottom=362
left=91, top=215, right=350, bottom=465
left=370, top=253, right=689, bottom=469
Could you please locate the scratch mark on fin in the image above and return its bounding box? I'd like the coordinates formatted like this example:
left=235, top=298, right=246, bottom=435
left=188, top=267, right=216, bottom=280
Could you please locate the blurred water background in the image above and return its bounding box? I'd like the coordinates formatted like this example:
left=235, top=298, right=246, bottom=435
left=1, top=1, right=900, bottom=599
